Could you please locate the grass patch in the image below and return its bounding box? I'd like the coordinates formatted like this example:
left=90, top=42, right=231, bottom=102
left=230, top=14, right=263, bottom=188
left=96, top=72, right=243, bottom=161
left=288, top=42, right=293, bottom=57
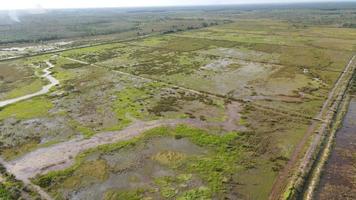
left=152, top=150, right=186, bottom=166
left=3, top=79, right=44, bottom=100
left=1, top=140, right=39, bottom=160
left=0, top=97, right=53, bottom=120
left=62, top=159, right=108, bottom=189
left=52, top=57, right=87, bottom=69
left=177, top=187, right=211, bottom=200
left=69, top=120, right=96, bottom=138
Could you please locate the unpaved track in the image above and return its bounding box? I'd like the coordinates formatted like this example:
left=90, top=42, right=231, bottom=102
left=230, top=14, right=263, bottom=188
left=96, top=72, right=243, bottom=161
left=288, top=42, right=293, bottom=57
left=3, top=119, right=201, bottom=180
left=0, top=61, right=59, bottom=108
left=269, top=55, right=356, bottom=199
left=3, top=101, right=244, bottom=181
left=0, top=119, right=203, bottom=200
left=0, top=57, right=245, bottom=200
left=1, top=115, right=243, bottom=200
left=0, top=61, right=60, bottom=199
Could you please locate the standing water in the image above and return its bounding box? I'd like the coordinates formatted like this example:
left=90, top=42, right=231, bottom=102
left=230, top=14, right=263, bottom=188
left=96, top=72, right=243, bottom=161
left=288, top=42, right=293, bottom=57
left=315, top=97, right=356, bottom=199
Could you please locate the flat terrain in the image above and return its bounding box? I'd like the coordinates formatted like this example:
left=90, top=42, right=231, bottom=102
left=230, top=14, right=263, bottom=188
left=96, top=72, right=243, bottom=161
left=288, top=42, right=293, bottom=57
left=315, top=97, right=356, bottom=199
left=0, top=3, right=356, bottom=200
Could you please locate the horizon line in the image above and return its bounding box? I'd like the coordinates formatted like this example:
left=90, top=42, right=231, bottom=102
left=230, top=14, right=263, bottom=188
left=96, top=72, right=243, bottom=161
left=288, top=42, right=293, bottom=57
left=1, top=0, right=355, bottom=11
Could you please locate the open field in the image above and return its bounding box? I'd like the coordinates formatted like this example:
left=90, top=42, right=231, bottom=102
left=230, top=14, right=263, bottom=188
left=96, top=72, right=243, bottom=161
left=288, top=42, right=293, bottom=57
left=0, top=3, right=356, bottom=200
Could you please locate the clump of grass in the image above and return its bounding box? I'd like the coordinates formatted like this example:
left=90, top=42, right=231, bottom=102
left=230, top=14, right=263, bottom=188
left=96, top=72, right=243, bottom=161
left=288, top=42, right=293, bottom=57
left=154, top=176, right=179, bottom=198
left=152, top=150, right=186, bottom=165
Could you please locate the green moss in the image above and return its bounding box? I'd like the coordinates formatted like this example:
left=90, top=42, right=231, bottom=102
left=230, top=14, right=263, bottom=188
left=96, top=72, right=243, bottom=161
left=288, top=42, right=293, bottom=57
left=0, top=97, right=53, bottom=120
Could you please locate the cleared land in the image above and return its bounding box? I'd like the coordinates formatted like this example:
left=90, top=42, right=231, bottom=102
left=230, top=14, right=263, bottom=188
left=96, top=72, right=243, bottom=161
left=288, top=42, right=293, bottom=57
left=0, top=4, right=356, bottom=200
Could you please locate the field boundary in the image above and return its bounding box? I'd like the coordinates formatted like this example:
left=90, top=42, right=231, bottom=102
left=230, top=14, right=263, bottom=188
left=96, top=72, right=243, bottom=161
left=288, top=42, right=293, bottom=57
left=269, top=54, right=356, bottom=200
left=303, top=93, right=351, bottom=200
left=64, top=56, right=314, bottom=121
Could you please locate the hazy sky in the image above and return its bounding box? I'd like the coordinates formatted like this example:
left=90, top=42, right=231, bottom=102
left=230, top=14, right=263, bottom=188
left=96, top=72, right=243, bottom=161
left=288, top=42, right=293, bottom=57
left=1, top=0, right=354, bottom=10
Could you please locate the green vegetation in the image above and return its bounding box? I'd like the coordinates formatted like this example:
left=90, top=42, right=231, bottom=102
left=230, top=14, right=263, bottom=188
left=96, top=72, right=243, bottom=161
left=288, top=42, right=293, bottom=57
left=69, top=120, right=96, bottom=138
left=0, top=164, right=41, bottom=199
left=33, top=125, right=254, bottom=199
left=177, top=187, right=211, bottom=200
left=0, top=60, right=38, bottom=100
left=0, top=97, right=53, bottom=120
left=52, top=57, right=86, bottom=69
left=62, top=43, right=125, bottom=63
left=350, top=71, right=356, bottom=94
left=3, top=79, right=44, bottom=100
left=0, top=9, right=224, bottom=44
left=1, top=3, right=355, bottom=200
left=1, top=140, right=39, bottom=160
left=113, top=86, right=153, bottom=126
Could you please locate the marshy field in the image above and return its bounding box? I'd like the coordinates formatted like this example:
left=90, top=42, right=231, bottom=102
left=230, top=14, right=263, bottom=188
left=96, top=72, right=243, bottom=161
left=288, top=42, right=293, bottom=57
left=0, top=2, right=356, bottom=200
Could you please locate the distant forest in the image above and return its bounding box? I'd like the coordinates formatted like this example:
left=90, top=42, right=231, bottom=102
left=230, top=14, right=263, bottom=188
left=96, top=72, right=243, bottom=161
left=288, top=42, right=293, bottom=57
left=0, top=2, right=355, bottom=44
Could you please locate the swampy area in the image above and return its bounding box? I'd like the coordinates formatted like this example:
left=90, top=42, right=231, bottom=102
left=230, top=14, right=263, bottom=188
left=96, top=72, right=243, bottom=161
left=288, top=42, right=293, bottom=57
left=1, top=2, right=356, bottom=200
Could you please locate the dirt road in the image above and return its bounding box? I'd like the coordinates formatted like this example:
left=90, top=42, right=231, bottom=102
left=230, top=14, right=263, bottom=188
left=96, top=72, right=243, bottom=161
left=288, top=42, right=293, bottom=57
left=0, top=61, right=59, bottom=108
left=269, top=55, right=356, bottom=199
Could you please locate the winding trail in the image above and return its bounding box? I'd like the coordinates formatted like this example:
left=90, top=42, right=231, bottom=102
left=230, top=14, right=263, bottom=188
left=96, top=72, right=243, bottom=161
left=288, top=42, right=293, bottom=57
left=0, top=108, right=244, bottom=200
left=0, top=61, right=60, bottom=199
left=0, top=57, right=245, bottom=200
left=3, top=119, right=198, bottom=180
left=2, top=101, right=244, bottom=181
left=0, top=61, right=59, bottom=108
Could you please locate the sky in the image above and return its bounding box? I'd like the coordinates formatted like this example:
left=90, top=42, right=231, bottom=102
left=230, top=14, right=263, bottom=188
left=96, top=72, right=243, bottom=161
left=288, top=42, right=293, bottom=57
left=1, top=0, right=354, bottom=10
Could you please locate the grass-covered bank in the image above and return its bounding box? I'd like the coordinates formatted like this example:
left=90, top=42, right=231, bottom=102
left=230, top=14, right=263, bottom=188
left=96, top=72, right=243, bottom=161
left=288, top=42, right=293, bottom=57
left=282, top=56, right=356, bottom=200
